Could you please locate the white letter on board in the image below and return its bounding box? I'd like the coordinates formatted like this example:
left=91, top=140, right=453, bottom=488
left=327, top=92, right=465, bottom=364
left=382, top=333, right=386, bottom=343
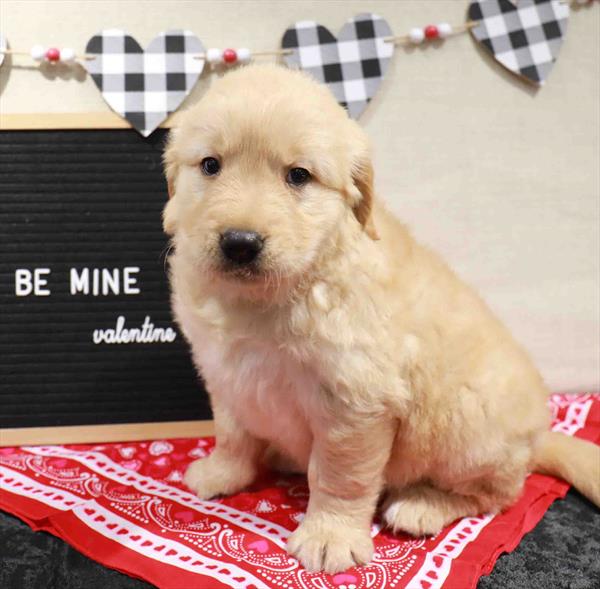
left=70, top=268, right=90, bottom=295
left=123, top=267, right=140, bottom=294
left=34, top=268, right=51, bottom=296
left=15, top=269, right=33, bottom=296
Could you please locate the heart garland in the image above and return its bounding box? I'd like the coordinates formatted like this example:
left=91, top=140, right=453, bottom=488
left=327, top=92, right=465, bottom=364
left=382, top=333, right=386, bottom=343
left=281, top=13, right=394, bottom=119
left=70, top=3, right=589, bottom=134
left=468, top=0, right=570, bottom=85
left=84, top=29, right=205, bottom=136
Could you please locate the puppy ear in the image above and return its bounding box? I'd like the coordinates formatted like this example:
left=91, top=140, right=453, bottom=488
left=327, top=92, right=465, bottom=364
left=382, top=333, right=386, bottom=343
left=349, top=153, right=379, bottom=241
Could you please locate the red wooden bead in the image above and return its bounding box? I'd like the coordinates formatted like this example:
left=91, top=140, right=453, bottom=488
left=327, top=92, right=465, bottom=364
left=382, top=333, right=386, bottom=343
left=424, top=25, right=439, bottom=40
left=45, top=47, right=60, bottom=62
left=222, top=48, right=237, bottom=64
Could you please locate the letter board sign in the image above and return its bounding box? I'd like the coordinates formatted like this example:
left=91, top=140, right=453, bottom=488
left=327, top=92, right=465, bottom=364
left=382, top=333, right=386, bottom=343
left=0, top=129, right=210, bottom=430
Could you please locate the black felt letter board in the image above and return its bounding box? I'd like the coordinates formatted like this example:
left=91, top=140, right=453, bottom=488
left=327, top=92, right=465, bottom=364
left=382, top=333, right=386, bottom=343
left=0, top=130, right=210, bottom=428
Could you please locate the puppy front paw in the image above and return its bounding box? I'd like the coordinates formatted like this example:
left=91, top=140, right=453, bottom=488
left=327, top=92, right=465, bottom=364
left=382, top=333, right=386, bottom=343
left=287, top=514, right=374, bottom=573
left=183, top=453, right=256, bottom=499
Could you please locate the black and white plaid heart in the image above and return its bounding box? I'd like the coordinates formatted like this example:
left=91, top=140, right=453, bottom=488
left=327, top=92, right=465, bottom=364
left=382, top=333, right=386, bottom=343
left=85, top=29, right=204, bottom=136
left=468, top=0, right=569, bottom=85
left=281, top=13, right=394, bottom=119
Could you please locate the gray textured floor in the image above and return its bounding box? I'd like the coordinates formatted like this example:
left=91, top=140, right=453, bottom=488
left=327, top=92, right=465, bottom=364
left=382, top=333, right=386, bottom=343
left=1, top=490, right=599, bottom=589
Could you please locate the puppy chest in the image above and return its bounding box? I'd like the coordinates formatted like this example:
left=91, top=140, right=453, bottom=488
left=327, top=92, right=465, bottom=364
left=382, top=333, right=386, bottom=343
left=197, top=340, right=317, bottom=462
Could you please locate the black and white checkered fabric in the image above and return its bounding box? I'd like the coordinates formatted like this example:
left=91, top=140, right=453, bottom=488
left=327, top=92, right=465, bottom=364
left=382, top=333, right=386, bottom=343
left=468, top=0, right=569, bottom=85
left=282, top=13, right=394, bottom=119
left=85, top=29, right=204, bottom=136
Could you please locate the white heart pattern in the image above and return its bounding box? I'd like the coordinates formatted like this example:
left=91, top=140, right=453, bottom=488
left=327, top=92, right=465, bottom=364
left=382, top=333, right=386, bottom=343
left=118, top=446, right=136, bottom=459
left=281, top=13, right=394, bottom=118
left=165, top=470, right=183, bottom=482
left=84, top=29, right=204, bottom=136
left=468, top=0, right=569, bottom=85
left=149, top=440, right=174, bottom=456
left=255, top=499, right=276, bottom=513
left=188, top=447, right=208, bottom=459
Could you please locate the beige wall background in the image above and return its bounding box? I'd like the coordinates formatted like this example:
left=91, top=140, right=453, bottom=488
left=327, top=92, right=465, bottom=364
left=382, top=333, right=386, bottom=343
left=1, top=0, right=599, bottom=392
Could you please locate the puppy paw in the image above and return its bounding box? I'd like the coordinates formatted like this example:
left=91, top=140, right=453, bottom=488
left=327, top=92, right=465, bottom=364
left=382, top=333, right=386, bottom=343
left=183, top=454, right=256, bottom=499
left=382, top=498, right=445, bottom=536
left=287, top=515, right=374, bottom=573
left=382, top=486, right=472, bottom=536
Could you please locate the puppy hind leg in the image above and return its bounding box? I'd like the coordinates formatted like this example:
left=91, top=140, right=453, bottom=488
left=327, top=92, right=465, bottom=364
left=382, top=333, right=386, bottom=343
left=382, top=484, right=486, bottom=537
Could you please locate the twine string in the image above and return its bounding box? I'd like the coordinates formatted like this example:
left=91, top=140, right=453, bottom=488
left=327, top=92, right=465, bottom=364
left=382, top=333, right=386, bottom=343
left=0, top=48, right=294, bottom=61
left=0, top=0, right=593, bottom=63
left=1, top=49, right=96, bottom=60
left=383, top=20, right=478, bottom=45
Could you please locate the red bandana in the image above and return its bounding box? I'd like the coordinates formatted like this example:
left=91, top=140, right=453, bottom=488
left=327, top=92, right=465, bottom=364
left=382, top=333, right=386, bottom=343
left=1, top=393, right=598, bottom=589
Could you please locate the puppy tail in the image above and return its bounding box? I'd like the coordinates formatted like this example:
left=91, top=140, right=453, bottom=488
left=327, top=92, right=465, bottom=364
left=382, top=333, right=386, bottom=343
left=533, top=431, right=600, bottom=507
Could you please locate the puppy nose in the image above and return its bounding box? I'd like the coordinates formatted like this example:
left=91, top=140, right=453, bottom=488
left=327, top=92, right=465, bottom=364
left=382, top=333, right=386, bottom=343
left=219, top=229, right=264, bottom=265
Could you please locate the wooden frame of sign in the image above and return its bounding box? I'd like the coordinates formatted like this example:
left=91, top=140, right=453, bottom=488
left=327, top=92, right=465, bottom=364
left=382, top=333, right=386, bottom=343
left=0, top=114, right=215, bottom=447
left=0, top=112, right=179, bottom=130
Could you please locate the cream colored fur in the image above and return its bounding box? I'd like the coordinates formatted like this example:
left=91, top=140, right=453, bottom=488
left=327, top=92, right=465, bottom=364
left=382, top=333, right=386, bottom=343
left=163, top=64, right=600, bottom=573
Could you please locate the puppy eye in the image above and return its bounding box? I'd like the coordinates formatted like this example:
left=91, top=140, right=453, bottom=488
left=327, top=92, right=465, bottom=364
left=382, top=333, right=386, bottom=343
left=201, top=157, right=220, bottom=176
left=286, top=167, right=311, bottom=187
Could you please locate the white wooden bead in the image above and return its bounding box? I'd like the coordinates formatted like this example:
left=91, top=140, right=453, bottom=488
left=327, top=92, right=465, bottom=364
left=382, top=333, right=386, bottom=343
left=438, top=23, right=452, bottom=39
left=30, top=44, right=46, bottom=62
left=237, top=47, right=251, bottom=64
left=60, top=47, right=76, bottom=63
left=206, top=48, right=222, bottom=65
left=409, top=28, right=425, bottom=44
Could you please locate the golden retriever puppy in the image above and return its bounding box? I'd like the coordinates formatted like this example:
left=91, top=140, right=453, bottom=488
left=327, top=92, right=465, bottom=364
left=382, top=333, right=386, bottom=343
left=163, top=64, right=600, bottom=573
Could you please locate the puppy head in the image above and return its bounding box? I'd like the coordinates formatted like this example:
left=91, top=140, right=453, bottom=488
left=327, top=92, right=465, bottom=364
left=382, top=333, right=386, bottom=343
left=163, top=64, right=377, bottom=300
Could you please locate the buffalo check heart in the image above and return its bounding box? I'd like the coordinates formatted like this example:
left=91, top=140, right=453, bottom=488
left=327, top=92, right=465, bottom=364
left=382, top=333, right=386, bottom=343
left=281, top=13, right=394, bottom=119
left=468, top=0, right=569, bottom=85
left=85, top=29, right=205, bottom=136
